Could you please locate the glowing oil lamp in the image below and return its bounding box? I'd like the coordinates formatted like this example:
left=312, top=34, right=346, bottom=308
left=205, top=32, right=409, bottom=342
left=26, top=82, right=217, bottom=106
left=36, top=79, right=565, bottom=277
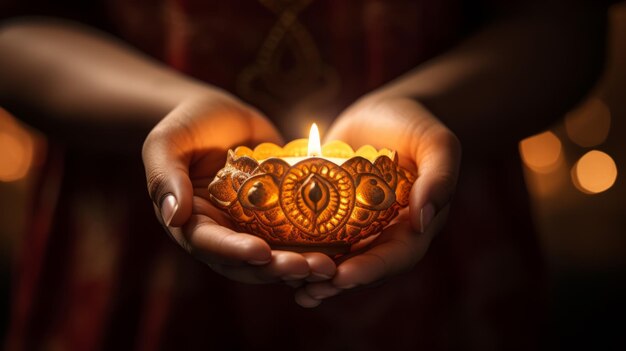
left=208, top=124, right=416, bottom=255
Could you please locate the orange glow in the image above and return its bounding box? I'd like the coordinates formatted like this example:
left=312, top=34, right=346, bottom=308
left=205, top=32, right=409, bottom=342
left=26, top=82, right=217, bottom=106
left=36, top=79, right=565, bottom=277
left=572, top=150, right=618, bottom=194
left=519, top=131, right=562, bottom=173
left=209, top=134, right=416, bottom=255
left=307, top=123, right=322, bottom=157
left=0, top=110, right=35, bottom=182
left=565, top=98, right=611, bottom=147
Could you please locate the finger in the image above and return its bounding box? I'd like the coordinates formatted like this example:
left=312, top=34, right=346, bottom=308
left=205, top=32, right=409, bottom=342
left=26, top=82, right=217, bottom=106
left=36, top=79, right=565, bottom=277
left=179, top=214, right=272, bottom=265
left=142, top=98, right=283, bottom=227
left=304, top=281, right=342, bottom=300
left=301, top=252, right=336, bottom=282
left=209, top=250, right=310, bottom=284
left=331, top=221, right=434, bottom=289
left=409, top=122, right=461, bottom=233
left=294, top=289, right=322, bottom=308
left=142, top=117, right=195, bottom=227
left=294, top=281, right=343, bottom=308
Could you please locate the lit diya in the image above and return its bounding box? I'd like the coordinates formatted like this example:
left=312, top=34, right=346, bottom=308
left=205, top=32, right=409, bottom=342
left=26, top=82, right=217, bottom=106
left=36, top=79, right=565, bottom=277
left=208, top=124, right=416, bottom=255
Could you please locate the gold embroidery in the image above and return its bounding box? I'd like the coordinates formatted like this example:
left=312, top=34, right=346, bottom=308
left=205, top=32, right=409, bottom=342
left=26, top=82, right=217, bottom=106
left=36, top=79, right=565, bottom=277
left=237, top=0, right=339, bottom=123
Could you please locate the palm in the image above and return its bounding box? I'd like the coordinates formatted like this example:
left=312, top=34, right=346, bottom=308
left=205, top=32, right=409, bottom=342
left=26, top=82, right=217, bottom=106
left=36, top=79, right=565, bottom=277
left=144, top=93, right=336, bottom=284
left=294, top=97, right=460, bottom=307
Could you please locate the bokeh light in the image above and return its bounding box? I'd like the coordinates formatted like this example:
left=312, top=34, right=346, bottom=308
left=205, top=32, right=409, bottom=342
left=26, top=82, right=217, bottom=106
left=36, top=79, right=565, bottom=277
left=564, top=98, right=611, bottom=147
left=0, top=109, right=35, bottom=182
left=519, top=131, right=563, bottom=173
left=571, top=150, right=618, bottom=194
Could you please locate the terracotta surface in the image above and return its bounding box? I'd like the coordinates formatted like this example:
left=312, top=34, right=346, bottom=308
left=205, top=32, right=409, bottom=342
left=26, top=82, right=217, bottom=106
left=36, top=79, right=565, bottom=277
left=208, top=141, right=416, bottom=253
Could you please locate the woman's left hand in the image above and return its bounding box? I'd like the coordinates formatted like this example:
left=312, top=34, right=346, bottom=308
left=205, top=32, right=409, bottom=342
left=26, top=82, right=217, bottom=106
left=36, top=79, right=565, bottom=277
left=294, top=96, right=461, bottom=307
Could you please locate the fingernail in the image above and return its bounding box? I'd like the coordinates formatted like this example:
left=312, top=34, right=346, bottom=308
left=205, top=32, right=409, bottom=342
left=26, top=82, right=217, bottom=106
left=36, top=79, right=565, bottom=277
left=311, top=288, right=342, bottom=300
left=299, top=299, right=321, bottom=308
left=247, top=259, right=272, bottom=266
left=161, top=194, right=178, bottom=227
left=420, top=203, right=436, bottom=233
left=283, top=273, right=309, bottom=281
left=312, top=294, right=327, bottom=299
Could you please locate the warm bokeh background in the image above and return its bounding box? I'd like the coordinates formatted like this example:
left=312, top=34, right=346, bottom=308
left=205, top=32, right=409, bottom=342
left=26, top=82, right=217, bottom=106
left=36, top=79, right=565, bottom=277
left=519, top=3, right=626, bottom=347
left=2, top=2, right=625, bottom=347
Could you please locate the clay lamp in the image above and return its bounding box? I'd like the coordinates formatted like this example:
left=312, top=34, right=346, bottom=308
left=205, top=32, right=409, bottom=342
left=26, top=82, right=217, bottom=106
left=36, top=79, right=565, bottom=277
left=208, top=124, right=416, bottom=255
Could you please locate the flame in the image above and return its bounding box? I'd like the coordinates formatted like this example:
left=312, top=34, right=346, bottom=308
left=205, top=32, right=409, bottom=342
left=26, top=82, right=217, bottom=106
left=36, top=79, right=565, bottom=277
left=307, top=123, right=322, bottom=157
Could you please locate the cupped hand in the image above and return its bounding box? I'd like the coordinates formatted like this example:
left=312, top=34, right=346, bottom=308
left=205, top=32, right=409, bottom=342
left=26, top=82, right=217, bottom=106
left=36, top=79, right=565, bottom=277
left=142, top=91, right=336, bottom=284
left=294, top=96, right=461, bottom=307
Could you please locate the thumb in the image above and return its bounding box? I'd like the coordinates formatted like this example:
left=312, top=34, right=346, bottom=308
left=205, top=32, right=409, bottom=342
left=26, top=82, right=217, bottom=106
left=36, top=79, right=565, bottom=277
left=142, top=127, right=194, bottom=228
left=141, top=96, right=284, bottom=228
left=409, top=124, right=461, bottom=234
left=329, top=96, right=461, bottom=234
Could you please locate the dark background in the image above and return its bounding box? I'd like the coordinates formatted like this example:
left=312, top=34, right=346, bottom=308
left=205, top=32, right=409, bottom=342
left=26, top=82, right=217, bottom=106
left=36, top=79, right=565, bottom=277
left=1, top=1, right=625, bottom=349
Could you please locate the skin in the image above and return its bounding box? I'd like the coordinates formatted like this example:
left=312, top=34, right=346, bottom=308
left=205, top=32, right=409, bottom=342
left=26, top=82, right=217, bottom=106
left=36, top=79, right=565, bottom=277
left=0, top=0, right=607, bottom=307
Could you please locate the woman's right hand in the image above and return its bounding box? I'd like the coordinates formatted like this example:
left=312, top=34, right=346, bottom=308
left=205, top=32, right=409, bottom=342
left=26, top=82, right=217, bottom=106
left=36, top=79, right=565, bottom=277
left=142, top=91, right=336, bottom=284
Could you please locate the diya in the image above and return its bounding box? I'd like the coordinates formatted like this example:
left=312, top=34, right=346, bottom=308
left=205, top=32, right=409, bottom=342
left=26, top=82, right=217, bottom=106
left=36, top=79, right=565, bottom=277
left=207, top=124, right=416, bottom=255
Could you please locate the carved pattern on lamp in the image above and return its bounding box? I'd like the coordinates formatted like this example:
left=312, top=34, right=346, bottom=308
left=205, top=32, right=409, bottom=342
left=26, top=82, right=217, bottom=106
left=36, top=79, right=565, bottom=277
left=208, top=140, right=416, bottom=255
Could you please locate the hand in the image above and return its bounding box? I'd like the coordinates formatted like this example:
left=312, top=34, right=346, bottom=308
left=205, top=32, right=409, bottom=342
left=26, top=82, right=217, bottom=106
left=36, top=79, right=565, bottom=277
left=294, top=96, right=461, bottom=307
left=142, top=91, right=336, bottom=284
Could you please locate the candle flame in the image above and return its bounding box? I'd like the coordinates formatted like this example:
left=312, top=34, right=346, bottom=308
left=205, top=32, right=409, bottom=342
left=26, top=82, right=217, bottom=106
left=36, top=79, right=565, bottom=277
left=308, top=123, right=322, bottom=157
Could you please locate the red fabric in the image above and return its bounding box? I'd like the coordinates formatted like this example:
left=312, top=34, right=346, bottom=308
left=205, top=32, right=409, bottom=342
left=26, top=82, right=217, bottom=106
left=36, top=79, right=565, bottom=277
left=5, top=1, right=544, bottom=350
